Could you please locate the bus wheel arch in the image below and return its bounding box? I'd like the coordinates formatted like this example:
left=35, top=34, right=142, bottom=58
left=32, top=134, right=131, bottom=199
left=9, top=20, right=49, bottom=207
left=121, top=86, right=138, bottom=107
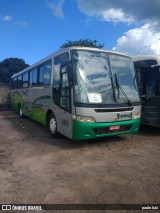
left=46, top=110, right=60, bottom=138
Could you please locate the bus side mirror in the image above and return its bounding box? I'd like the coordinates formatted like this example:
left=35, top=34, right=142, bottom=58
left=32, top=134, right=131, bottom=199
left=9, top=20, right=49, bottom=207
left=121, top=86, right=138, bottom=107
left=66, top=62, right=73, bottom=83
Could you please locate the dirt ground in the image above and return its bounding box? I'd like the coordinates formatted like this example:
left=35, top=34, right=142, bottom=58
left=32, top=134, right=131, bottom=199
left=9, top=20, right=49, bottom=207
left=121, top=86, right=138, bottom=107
left=0, top=111, right=160, bottom=213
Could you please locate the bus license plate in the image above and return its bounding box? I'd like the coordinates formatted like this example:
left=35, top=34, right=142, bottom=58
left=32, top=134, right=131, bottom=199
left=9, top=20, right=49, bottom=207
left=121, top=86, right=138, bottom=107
left=109, top=125, right=120, bottom=131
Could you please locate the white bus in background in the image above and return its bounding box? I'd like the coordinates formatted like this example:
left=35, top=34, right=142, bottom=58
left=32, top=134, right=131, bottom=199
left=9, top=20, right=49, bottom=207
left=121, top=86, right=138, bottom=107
left=10, top=47, right=141, bottom=140
left=133, top=55, right=160, bottom=126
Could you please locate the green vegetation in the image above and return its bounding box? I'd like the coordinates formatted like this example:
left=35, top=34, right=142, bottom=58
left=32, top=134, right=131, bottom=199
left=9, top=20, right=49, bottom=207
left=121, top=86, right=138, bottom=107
left=0, top=58, right=29, bottom=84
left=60, top=39, right=105, bottom=49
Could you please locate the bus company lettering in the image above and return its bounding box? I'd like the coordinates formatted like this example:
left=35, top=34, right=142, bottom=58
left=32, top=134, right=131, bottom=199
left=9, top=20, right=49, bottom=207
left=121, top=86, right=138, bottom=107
left=62, top=119, right=69, bottom=127
left=117, top=113, right=132, bottom=120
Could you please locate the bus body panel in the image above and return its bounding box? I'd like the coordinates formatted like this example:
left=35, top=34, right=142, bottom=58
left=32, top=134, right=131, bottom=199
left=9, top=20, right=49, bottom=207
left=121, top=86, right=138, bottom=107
left=26, top=86, right=51, bottom=124
left=72, top=118, right=140, bottom=140
left=72, top=105, right=141, bottom=140
left=53, top=107, right=72, bottom=139
left=75, top=106, right=141, bottom=123
left=11, top=87, right=51, bottom=126
left=141, top=97, right=160, bottom=126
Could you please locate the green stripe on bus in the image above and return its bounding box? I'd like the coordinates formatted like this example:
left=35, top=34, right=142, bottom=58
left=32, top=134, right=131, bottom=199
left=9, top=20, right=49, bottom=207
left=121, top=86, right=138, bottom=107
left=27, top=106, right=46, bottom=125
left=11, top=91, right=23, bottom=112
left=33, top=95, right=51, bottom=104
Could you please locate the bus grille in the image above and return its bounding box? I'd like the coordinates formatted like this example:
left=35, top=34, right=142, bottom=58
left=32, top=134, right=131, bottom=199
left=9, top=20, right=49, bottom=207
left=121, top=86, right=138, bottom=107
left=93, top=125, right=132, bottom=135
left=95, top=107, right=134, bottom=113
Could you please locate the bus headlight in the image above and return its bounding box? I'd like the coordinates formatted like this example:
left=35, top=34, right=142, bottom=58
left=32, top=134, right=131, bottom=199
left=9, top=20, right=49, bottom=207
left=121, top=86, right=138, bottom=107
left=134, top=112, right=141, bottom=119
left=72, top=115, right=96, bottom=123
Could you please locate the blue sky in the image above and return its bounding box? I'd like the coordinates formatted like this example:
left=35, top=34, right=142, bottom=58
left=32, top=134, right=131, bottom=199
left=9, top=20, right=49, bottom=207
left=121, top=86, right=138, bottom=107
left=0, top=0, right=160, bottom=65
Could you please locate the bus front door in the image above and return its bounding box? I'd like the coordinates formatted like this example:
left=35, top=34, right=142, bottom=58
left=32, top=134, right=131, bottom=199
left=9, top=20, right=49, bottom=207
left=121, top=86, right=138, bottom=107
left=57, top=70, right=72, bottom=138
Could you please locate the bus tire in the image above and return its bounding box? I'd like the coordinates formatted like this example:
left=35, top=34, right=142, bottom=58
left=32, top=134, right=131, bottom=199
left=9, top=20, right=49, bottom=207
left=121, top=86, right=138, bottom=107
left=48, top=113, right=60, bottom=138
left=19, top=105, right=24, bottom=118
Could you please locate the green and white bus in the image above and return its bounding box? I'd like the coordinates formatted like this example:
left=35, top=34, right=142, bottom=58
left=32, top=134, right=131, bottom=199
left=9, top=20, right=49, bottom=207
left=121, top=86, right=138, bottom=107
left=10, top=47, right=141, bottom=140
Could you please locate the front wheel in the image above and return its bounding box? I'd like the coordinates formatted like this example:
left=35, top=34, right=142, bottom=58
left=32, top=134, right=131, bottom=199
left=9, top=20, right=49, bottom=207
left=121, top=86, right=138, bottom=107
left=48, top=113, right=60, bottom=138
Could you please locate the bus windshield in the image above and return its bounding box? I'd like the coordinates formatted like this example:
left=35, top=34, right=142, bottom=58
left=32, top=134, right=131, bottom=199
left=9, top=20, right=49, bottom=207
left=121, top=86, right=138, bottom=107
left=72, top=50, right=140, bottom=105
left=108, top=53, right=140, bottom=104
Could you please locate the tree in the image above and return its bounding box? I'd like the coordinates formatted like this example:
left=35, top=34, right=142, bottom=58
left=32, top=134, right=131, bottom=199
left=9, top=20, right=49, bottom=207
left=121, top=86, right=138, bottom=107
left=0, top=58, right=29, bottom=84
left=60, top=39, right=104, bottom=49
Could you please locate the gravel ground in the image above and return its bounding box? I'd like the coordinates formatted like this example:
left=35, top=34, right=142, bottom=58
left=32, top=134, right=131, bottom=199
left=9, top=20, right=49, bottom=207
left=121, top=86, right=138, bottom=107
left=0, top=111, right=160, bottom=213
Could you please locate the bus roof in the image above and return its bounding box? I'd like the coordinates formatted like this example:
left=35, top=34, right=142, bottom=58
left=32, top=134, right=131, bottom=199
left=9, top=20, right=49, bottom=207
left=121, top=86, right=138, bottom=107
left=132, top=55, right=160, bottom=65
left=12, top=47, right=131, bottom=78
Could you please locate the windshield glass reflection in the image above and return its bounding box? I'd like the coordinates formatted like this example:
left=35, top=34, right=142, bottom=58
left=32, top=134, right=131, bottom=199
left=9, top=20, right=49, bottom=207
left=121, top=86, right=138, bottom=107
left=108, top=54, right=140, bottom=103
left=72, top=50, right=140, bottom=105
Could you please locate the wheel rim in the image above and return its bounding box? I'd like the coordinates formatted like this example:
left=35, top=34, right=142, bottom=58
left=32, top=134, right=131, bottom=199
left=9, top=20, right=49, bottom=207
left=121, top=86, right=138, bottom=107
left=49, top=117, right=56, bottom=134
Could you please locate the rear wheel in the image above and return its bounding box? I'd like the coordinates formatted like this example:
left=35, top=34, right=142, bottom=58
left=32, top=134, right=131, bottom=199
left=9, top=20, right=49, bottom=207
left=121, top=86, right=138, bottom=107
left=48, top=113, right=60, bottom=137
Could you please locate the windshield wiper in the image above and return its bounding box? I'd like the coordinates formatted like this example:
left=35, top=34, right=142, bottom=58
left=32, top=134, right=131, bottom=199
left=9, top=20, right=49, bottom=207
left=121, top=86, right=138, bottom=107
left=114, top=73, right=132, bottom=106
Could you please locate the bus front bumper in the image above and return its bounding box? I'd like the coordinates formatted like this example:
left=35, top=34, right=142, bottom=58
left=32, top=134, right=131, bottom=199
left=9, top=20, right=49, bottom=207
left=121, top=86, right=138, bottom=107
left=72, top=118, right=140, bottom=140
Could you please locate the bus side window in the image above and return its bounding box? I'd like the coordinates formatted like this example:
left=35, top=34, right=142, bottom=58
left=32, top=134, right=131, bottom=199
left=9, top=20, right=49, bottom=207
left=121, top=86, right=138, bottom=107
left=23, top=72, right=28, bottom=88
left=39, top=61, right=51, bottom=86
left=39, top=66, right=44, bottom=85
left=30, top=68, right=38, bottom=87
left=29, top=71, right=32, bottom=86
left=44, top=62, right=51, bottom=85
